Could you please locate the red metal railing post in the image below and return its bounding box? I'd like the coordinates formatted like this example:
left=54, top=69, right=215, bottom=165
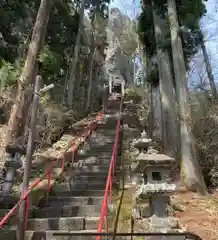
left=109, top=176, right=112, bottom=203
left=112, top=151, right=115, bottom=176
left=104, top=197, right=108, bottom=239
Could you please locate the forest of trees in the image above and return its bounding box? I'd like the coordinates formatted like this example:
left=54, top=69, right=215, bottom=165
left=138, top=0, right=217, bottom=194
left=0, top=0, right=110, bottom=160
left=0, top=0, right=218, bottom=195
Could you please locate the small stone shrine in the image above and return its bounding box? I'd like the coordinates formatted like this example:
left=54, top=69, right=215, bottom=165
left=133, top=145, right=179, bottom=232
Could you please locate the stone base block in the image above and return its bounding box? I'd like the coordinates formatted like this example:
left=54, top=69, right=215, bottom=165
left=149, top=216, right=180, bottom=232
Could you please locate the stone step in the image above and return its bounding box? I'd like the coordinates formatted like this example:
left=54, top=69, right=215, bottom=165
left=72, top=175, right=107, bottom=182
left=72, top=165, right=114, bottom=172
left=34, top=205, right=101, bottom=218
left=69, top=177, right=108, bottom=184
left=50, top=190, right=105, bottom=197
left=0, top=205, right=101, bottom=224
left=97, top=130, right=116, bottom=134
left=73, top=165, right=109, bottom=172
left=91, top=140, right=115, bottom=145
left=0, top=196, right=19, bottom=209
left=26, top=216, right=101, bottom=231
left=64, top=172, right=120, bottom=182
left=53, top=182, right=106, bottom=191
left=68, top=179, right=117, bottom=186
left=74, top=158, right=112, bottom=165
left=47, top=196, right=103, bottom=206
left=72, top=171, right=109, bottom=177
left=79, top=149, right=114, bottom=155
left=74, top=158, right=113, bottom=165
left=0, top=230, right=129, bottom=240
left=91, top=134, right=115, bottom=139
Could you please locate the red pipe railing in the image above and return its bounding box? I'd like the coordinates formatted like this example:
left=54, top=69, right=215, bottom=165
left=0, top=110, right=105, bottom=229
left=96, top=99, right=122, bottom=240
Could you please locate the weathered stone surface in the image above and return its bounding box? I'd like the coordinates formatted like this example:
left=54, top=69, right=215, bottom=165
left=2, top=96, right=123, bottom=240
left=0, top=230, right=129, bottom=240
left=27, top=217, right=85, bottom=231
left=149, top=216, right=179, bottom=232
left=48, top=196, right=103, bottom=206
left=136, top=151, right=175, bottom=167
left=132, top=131, right=152, bottom=151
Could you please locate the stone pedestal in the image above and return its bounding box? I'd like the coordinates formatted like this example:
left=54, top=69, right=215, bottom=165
left=1, top=152, right=22, bottom=194
left=132, top=147, right=179, bottom=232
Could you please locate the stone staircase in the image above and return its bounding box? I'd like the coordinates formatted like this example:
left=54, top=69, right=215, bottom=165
left=0, top=103, right=121, bottom=240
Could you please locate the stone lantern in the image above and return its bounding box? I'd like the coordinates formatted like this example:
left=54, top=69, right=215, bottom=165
left=131, top=131, right=152, bottom=186
left=133, top=146, right=179, bottom=232
left=132, top=130, right=152, bottom=154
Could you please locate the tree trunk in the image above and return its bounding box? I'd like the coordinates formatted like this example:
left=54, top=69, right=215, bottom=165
left=152, top=6, right=178, bottom=157
left=2, top=0, right=53, bottom=160
left=152, top=84, right=162, bottom=141
left=167, top=0, right=207, bottom=194
left=85, top=48, right=95, bottom=113
left=148, top=83, right=153, bottom=139
left=133, top=53, right=136, bottom=83
left=199, top=30, right=217, bottom=100
left=90, top=66, right=99, bottom=112
left=67, top=0, right=85, bottom=108
left=140, top=45, right=145, bottom=88
left=146, top=54, right=153, bottom=138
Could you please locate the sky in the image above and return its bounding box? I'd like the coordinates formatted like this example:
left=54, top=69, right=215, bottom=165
left=201, top=0, right=218, bottom=86
left=110, top=0, right=218, bottom=88
left=110, top=0, right=141, bottom=19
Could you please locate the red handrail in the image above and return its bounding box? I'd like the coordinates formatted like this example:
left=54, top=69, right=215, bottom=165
left=96, top=100, right=122, bottom=240
left=0, top=110, right=105, bottom=229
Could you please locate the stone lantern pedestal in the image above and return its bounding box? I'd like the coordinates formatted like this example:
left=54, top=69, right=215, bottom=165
left=133, top=147, right=179, bottom=232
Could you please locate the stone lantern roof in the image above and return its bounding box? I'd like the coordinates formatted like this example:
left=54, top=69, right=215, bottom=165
left=136, top=147, right=175, bottom=167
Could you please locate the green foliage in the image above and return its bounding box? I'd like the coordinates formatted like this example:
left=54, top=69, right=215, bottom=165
left=85, top=0, right=110, bottom=19
left=46, top=0, right=79, bottom=55
left=138, top=0, right=207, bottom=86
left=0, top=0, right=110, bottom=103
left=138, top=4, right=156, bottom=57
left=125, top=87, right=142, bottom=103
left=147, top=64, right=159, bottom=86
left=0, top=60, right=21, bottom=90
left=40, top=92, right=50, bottom=105
left=0, top=0, right=39, bottom=62
left=39, top=45, right=62, bottom=83
left=0, top=0, right=79, bottom=77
